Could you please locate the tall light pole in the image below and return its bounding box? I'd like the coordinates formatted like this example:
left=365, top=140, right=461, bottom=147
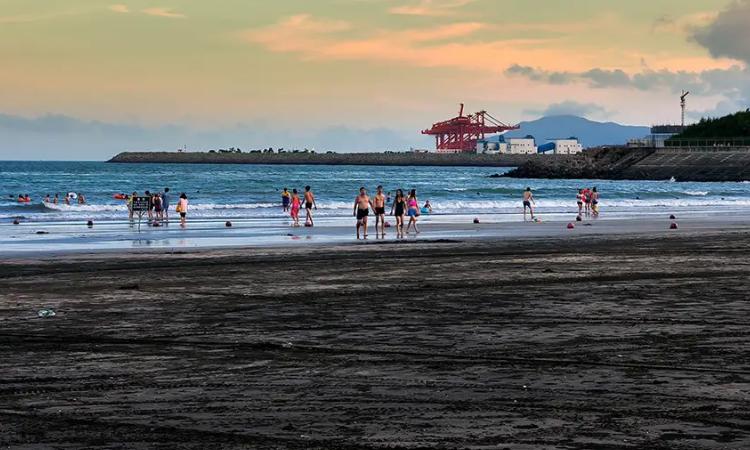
left=680, top=91, right=690, bottom=128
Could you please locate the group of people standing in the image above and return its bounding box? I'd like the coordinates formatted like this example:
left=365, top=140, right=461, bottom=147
left=576, top=187, right=600, bottom=218
left=281, top=186, right=317, bottom=227
left=522, top=186, right=601, bottom=221
left=280, top=185, right=424, bottom=239
left=354, top=186, right=422, bottom=239
left=126, top=188, right=189, bottom=227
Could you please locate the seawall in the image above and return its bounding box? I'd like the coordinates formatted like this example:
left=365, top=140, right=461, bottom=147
left=108, top=151, right=566, bottom=167
left=504, top=147, right=750, bottom=182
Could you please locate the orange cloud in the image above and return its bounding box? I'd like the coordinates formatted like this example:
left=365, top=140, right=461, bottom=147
left=109, top=4, right=130, bottom=14
left=389, top=0, right=475, bottom=17
left=243, top=15, right=600, bottom=73
left=142, top=7, right=186, bottom=19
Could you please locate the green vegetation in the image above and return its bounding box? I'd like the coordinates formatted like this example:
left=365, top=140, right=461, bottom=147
left=673, top=110, right=750, bottom=139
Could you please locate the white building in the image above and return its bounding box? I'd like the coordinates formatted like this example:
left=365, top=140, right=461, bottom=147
left=508, top=138, right=536, bottom=154
left=552, top=139, right=583, bottom=155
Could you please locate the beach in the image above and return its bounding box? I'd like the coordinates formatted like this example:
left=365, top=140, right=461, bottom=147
left=2, top=224, right=750, bottom=449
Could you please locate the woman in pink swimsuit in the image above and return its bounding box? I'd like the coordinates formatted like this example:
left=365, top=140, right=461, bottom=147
left=290, top=189, right=301, bottom=227
left=406, top=189, right=420, bottom=234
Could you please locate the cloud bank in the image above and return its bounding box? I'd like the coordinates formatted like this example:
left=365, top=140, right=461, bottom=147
left=0, top=113, right=429, bottom=161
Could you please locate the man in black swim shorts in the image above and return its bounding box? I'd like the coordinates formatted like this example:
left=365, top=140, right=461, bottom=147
left=373, top=185, right=387, bottom=237
left=353, top=187, right=373, bottom=240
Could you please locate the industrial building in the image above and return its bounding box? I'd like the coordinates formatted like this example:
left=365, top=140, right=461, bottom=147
left=422, top=104, right=519, bottom=153
left=628, top=125, right=686, bottom=148
left=423, top=105, right=583, bottom=155
left=476, top=136, right=583, bottom=155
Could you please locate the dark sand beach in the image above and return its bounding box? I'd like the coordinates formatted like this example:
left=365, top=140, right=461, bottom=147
left=2, top=229, right=750, bottom=449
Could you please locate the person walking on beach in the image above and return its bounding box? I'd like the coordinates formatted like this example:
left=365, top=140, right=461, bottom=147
left=162, top=188, right=170, bottom=222
left=128, top=191, right=137, bottom=220
left=354, top=187, right=373, bottom=240
left=304, top=185, right=317, bottom=227
left=153, top=193, right=164, bottom=224
left=145, top=190, right=153, bottom=220
left=290, top=189, right=302, bottom=227
left=591, top=187, right=600, bottom=217
left=583, top=187, right=592, bottom=216
left=373, top=185, right=387, bottom=237
left=523, top=187, right=535, bottom=221
left=176, top=193, right=188, bottom=227
left=390, top=189, right=407, bottom=238
left=576, top=189, right=584, bottom=217
left=281, top=188, right=291, bottom=212
left=406, top=189, right=420, bottom=234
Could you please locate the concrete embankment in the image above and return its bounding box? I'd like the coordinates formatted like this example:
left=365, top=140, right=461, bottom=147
left=504, top=147, right=750, bottom=182
left=108, top=151, right=563, bottom=167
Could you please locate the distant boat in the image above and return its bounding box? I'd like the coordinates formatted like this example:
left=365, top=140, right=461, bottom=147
left=669, top=176, right=676, bottom=183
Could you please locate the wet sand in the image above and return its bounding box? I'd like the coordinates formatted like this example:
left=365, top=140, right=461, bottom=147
left=1, top=229, right=750, bottom=449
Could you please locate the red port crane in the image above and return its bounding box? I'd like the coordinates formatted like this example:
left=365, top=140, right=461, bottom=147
left=422, top=104, right=520, bottom=153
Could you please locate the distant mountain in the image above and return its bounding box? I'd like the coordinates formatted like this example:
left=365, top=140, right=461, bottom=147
left=496, top=115, right=649, bottom=148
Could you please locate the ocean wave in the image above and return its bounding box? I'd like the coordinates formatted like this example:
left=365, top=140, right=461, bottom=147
left=5, top=196, right=750, bottom=223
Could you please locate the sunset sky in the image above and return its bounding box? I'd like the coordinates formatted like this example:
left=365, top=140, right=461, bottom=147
left=2, top=0, right=749, bottom=158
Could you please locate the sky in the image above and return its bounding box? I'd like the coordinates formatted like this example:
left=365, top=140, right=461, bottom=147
left=1, top=0, right=749, bottom=159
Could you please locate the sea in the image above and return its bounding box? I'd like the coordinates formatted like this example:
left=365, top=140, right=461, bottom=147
left=2, top=161, right=750, bottom=223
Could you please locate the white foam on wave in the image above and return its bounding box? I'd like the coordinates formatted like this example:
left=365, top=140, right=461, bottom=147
left=6, top=196, right=750, bottom=222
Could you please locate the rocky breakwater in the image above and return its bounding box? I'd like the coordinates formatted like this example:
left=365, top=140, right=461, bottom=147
left=503, top=147, right=656, bottom=179
left=503, top=146, right=750, bottom=182
left=108, top=151, right=566, bottom=168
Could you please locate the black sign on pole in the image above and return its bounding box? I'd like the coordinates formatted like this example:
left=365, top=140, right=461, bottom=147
left=131, top=196, right=150, bottom=232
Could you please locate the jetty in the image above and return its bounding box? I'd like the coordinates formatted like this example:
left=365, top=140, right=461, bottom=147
left=108, top=151, right=561, bottom=167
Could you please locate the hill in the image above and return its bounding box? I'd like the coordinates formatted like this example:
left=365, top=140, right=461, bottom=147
left=672, top=110, right=750, bottom=139
left=497, top=115, right=649, bottom=148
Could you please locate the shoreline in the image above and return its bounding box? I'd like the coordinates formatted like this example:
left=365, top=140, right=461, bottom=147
left=3, top=209, right=749, bottom=259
